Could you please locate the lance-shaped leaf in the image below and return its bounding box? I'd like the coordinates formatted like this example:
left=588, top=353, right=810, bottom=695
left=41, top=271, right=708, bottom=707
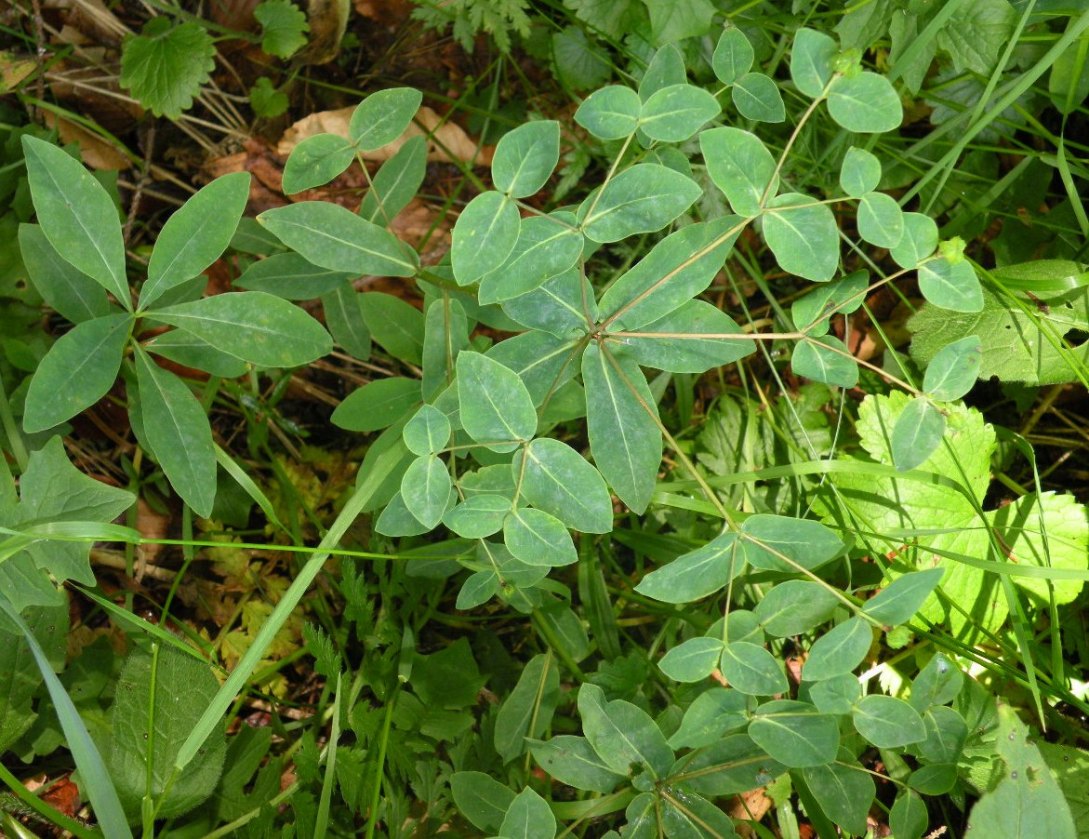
left=491, top=120, right=560, bottom=198
left=578, top=164, right=701, bottom=243
left=142, top=172, right=251, bottom=308
left=322, top=282, right=371, bottom=360
left=235, top=253, right=353, bottom=300
left=514, top=438, right=613, bottom=533
left=477, top=214, right=582, bottom=304
left=529, top=736, right=626, bottom=793
left=450, top=191, right=521, bottom=286
left=359, top=135, right=428, bottom=225
left=145, top=330, right=248, bottom=378
left=22, top=136, right=129, bottom=308
left=457, top=352, right=537, bottom=450
left=617, top=300, right=756, bottom=373
left=635, top=532, right=742, bottom=603
left=18, top=223, right=110, bottom=323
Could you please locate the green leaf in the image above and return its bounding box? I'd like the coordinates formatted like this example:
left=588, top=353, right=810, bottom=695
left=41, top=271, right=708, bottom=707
left=839, top=147, right=882, bottom=197
left=456, top=570, right=500, bottom=610
left=254, top=0, right=308, bottom=58
left=858, top=566, right=945, bottom=623
left=23, top=312, right=131, bottom=433
left=501, top=269, right=592, bottom=338
left=647, top=0, right=714, bottom=44
left=791, top=269, right=868, bottom=333
left=235, top=253, right=352, bottom=300
left=331, top=377, right=419, bottom=432
left=810, top=674, right=860, bottom=715
left=280, top=134, right=356, bottom=195
left=443, top=495, right=510, bottom=539
left=450, top=191, right=520, bottom=286
left=752, top=581, right=841, bottom=637
left=503, top=507, right=577, bottom=567
left=574, top=85, right=642, bottom=140
left=258, top=201, right=418, bottom=277
left=635, top=532, right=742, bottom=604
left=890, top=212, right=938, bottom=269
left=918, top=257, right=984, bottom=313
left=0, top=601, right=67, bottom=752
left=457, top=352, right=537, bottom=450
left=639, top=43, right=687, bottom=100
left=450, top=772, right=516, bottom=833
left=936, top=0, right=1018, bottom=77
left=910, top=653, right=963, bottom=711
left=890, top=791, right=928, bottom=839
left=748, top=700, right=839, bottom=767
left=680, top=735, right=786, bottom=797
left=827, top=72, right=903, bottom=133
left=552, top=26, right=611, bottom=91
left=802, top=761, right=875, bottom=837
left=400, top=454, right=451, bottom=529
left=618, top=300, right=756, bottom=374
left=803, top=616, right=873, bottom=681
left=108, top=645, right=225, bottom=821
left=791, top=336, right=858, bottom=388
left=917, top=706, right=968, bottom=763
left=739, top=514, right=844, bottom=573
left=492, top=121, right=560, bottom=198
left=494, top=654, right=559, bottom=764
left=577, top=683, right=674, bottom=779
left=668, top=688, right=751, bottom=750
left=639, top=84, right=721, bottom=143
left=791, top=27, right=837, bottom=98
left=144, top=330, right=247, bottom=378
left=700, top=126, right=777, bottom=217
left=516, top=438, right=612, bottom=533
left=359, top=134, right=428, bottom=225
left=348, top=88, right=423, bottom=152
left=477, top=215, right=582, bottom=304
left=658, top=637, right=724, bottom=683
left=403, top=404, right=451, bottom=456
left=732, top=72, right=786, bottom=123
left=852, top=695, right=927, bottom=748
left=322, top=282, right=371, bottom=359
left=18, top=223, right=110, bottom=323
left=22, top=136, right=128, bottom=307
left=923, top=335, right=982, bottom=401
left=598, top=217, right=741, bottom=329
left=249, top=77, right=288, bottom=117
left=763, top=192, right=839, bottom=282
left=150, top=291, right=332, bottom=367
left=134, top=347, right=217, bottom=516
left=582, top=344, right=662, bottom=514
left=720, top=642, right=787, bottom=696
left=120, top=19, right=214, bottom=118
left=361, top=292, right=425, bottom=364
left=662, top=790, right=739, bottom=838
left=578, top=164, right=701, bottom=243
left=1049, top=29, right=1089, bottom=115
left=143, top=172, right=251, bottom=308
left=530, top=736, right=626, bottom=793
left=499, top=788, right=556, bottom=839
left=891, top=397, right=946, bottom=472
left=713, top=27, right=754, bottom=86
left=857, top=191, right=904, bottom=249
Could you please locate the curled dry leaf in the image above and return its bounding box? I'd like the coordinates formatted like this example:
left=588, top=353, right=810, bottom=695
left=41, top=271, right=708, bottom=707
left=42, top=112, right=132, bottom=170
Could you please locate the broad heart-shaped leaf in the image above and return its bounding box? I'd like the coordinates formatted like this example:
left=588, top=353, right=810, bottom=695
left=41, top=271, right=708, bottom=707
left=402, top=404, right=451, bottom=456
left=732, top=72, right=785, bottom=122
left=597, top=216, right=741, bottom=330
left=720, top=642, right=788, bottom=696
left=530, top=736, right=626, bottom=793
left=400, top=454, right=451, bottom=529
left=635, top=532, right=743, bottom=604
left=890, top=212, right=939, bottom=269
left=790, top=27, right=836, bottom=98
left=839, top=147, right=881, bottom=198
left=891, top=397, right=946, bottom=472
left=18, top=223, right=110, bottom=323
left=739, top=514, right=844, bottom=573
left=923, top=335, right=983, bottom=401
left=477, top=214, right=582, bottom=304
left=762, top=192, right=839, bottom=282
left=150, top=292, right=332, bottom=367
left=515, top=438, right=612, bottom=533
left=503, top=507, right=577, bottom=567
left=909, top=284, right=1089, bottom=386
left=348, top=87, right=422, bottom=151
left=450, top=772, right=516, bottom=833
left=359, top=134, right=427, bottom=225
left=748, top=700, right=839, bottom=767
left=119, top=18, right=214, bottom=119
left=713, top=27, right=754, bottom=85
left=23, top=312, right=131, bottom=433
left=457, top=352, right=537, bottom=450
left=964, top=705, right=1078, bottom=839
left=617, top=300, right=756, bottom=373
left=235, top=253, right=353, bottom=300
left=582, top=343, right=662, bottom=514
left=861, top=568, right=944, bottom=627
left=134, top=347, right=217, bottom=516
left=258, top=201, right=418, bottom=277
left=827, top=72, right=903, bottom=133
left=574, top=85, right=642, bottom=140
left=577, top=683, right=674, bottom=779
left=802, top=616, right=873, bottom=681
left=108, top=645, right=225, bottom=821
left=918, top=257, right=984, bottom=313
left=142, top=172, right=251, bottom=309
left=791, top=335, right=858, bottom=388
left=802, top=760, right=875, bottom=837
left=752, top=581, right=841, bottom=637
left=578, top=164, right=701, bottom=244
left=857, top=191, right=904, bottom=249
left=852, top=695, right=926, bottom=748
left=450, top=191, right=521, bottom=286
left=639, top=84, right=721, bottom=143
left=22, top=136, right=128, bottom=308
left=658, top=637, right=725, bottom=683
left=491, top=120, right=560, bottom=199
left=699, top=127, right=777, bottom=217
left=280, top=134, right=356, bottom=195
left=499, top=788, right=556, bottom=839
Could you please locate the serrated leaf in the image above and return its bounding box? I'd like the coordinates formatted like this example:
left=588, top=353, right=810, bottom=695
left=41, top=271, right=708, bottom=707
left=802, top=616, right=873, bottom=680
left=827, top=72, right=903, bottom=133
left=763, top=192, right=839, bottom=282
left=503, top=507, right=577, bottom=567
left=732, top=72, right=785, bottom=123
left=891, top=397, right=946, bottom=472
left=639, top=84, right=721, bottom=143
left=791, top=27, right=837, bottom=97
left=120, top=19, right=215, bottom=119
left=748, top=700, right=839, bottom=767
left=280, top=134, right=356, bottom=195
left=936, top=0, right=1018, bottom=77
left=254, top=0, right=308, bottom=58
left=492, top=120, right=560, bottom=198
left=713, top=27, right=754, bottom=85
left=18, top=223, right=110, bottom=323
left=349, top=88, right=423, bottom=152
left=450, top=191, right=520, bottom=286
left=516, top=438, right=612, bottom=533
left=700, top=127, right=777, bottom=217
left=578, top=164, right=701, bottom=243
left=839, top=147, right=882, bottom=197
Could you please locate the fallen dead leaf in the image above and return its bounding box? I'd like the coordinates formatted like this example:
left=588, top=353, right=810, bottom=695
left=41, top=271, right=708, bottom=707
left=134, top=497, right=169, bottom=582
left=43, top=111, right=131, bottom=170
left=730, top=787, right=774, bottom=836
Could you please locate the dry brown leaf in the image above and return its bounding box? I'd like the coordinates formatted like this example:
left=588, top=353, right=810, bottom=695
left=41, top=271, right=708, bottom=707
left=0, top=51, right=36, bottom=92
left=42, top=112, right=131, bottom=170
left=134, top=497, right=170, bottom=581
left=277, top=105, right=492, bottom=165
left=730, top=787, right=774, bottom=837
